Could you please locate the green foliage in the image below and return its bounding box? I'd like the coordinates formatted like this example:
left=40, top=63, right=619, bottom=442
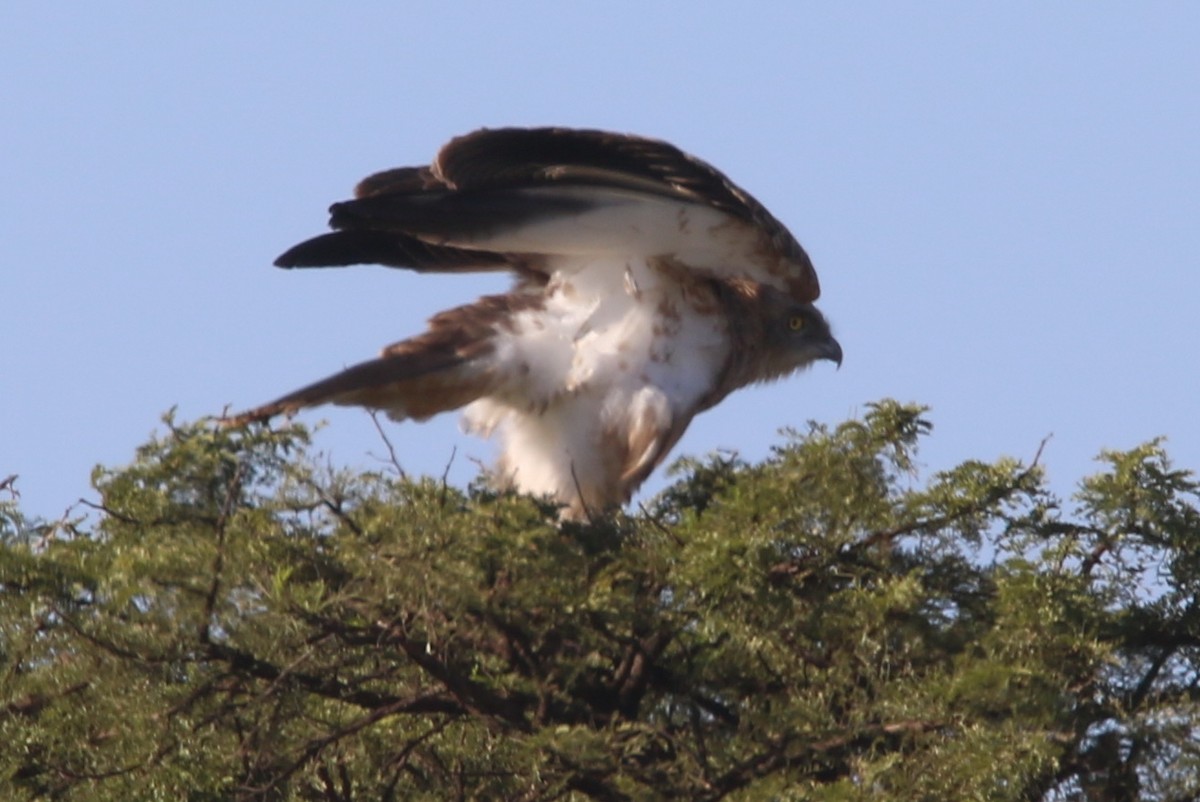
left=2, top=402, right=1197, bottom=800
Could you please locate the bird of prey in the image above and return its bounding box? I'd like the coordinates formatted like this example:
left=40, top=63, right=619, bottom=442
left=228, top=127, right=841, bottom=517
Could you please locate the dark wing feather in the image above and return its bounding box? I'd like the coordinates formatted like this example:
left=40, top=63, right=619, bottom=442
left=433, top=128, right=818, bottom=300
left=272, top=127, right=818, bottom=301
left=324, top=187, right=598, bottom=244
left=436, top=127, right=737, bottom=205
left=274, top=230, right=513, bottom=273
left=276, top=165, right=521, bottom=272
left=224, top=293, right=542, bottom=426
left=353, top=166, right=440, bottom=199
left=222, top=350, right=476, bottom=425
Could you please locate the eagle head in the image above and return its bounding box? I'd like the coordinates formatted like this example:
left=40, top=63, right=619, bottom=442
left=754, top=289, right=842, bottom=381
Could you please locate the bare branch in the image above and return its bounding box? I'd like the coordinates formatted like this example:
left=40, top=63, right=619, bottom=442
left=369, top=410, right=408, bottom=479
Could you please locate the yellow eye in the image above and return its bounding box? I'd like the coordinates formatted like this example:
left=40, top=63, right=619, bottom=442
left=788, top=315, right=806, bottom=331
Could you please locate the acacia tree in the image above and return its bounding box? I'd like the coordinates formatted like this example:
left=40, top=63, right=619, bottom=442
left=1, top=401, right=1197, bottom=801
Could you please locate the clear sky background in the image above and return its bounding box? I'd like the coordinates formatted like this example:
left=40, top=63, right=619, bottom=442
left=4, top=4, right=1198, bottom=523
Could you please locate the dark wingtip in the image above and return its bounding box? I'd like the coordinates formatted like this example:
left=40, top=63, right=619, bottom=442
left=273, top=248, right=321, bottom=269
left=271, top=230, right=513, bottom=274
left=273, top=248, right=301, bottom=268
left=271, top=232, right=365, bottom=269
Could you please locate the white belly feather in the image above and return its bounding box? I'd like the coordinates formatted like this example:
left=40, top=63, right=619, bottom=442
left=462, top=257, right=729, bottom=510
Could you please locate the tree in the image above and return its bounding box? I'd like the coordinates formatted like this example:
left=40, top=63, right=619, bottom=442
left=1, top=401, right=1197, bottom=801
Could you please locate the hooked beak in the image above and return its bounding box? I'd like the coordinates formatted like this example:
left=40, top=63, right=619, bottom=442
left=820, top=336, right=843, bottom=369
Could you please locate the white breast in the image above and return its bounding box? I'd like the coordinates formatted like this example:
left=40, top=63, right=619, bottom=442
left=462, top=256, right=730, bottom=509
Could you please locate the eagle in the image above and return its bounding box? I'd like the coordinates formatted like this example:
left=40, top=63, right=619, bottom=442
left=228, top=127, right=841, bottom=518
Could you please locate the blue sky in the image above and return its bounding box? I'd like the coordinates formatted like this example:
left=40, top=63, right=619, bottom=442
left=5, top=4, right=1198, bottom=522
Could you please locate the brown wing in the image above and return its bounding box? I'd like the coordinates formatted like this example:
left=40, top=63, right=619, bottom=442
left=436, top=128, right=798, bottom=234
left=221, top=352, right=489, bottom=425
left=223, top=293, right=539, bottom=426
left=273, top=127, right=819, bottom=302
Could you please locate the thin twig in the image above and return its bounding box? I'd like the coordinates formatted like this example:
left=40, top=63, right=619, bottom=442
left=369, top=410, right=408, bottom=479
left=241, top=691, right=460, bottom=798
left=1030, top=433, right=1052, bottom=469
left=437, top=445, right=458, bottom=508
left=637, top=501, right=684, bottom=546
left=568, top=461, right=595, bottom=524
left=76, top=497, right=139, bottom=524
